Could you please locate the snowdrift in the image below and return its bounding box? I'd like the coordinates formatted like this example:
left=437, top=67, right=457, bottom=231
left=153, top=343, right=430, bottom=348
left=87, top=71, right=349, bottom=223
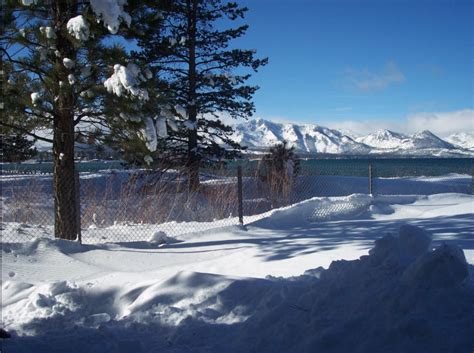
left=2, top=225, right=473, bottom=353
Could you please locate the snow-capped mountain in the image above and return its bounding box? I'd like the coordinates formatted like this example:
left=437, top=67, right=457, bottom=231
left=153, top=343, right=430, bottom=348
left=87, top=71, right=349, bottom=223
left=358, top=129, right=456, bottom=151
left=356, top=130, right=409, bottom=149
left=444, top=132, right=474, bottom=150
left=232, top=118, right=370, bottom=154
left=232, top=119, right=473, bottom=156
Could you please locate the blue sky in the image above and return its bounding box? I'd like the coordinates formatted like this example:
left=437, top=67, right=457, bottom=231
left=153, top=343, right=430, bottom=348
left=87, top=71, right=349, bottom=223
left=232, top=0, right=473, bottom=135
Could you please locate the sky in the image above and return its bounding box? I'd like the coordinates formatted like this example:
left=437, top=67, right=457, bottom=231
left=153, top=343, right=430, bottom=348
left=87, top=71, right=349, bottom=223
left=229, top=0, right=473, bottom=136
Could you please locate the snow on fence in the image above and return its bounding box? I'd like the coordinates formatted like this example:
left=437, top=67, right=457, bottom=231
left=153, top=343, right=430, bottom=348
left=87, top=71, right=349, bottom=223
left=1, top=160, right=473, bottom=244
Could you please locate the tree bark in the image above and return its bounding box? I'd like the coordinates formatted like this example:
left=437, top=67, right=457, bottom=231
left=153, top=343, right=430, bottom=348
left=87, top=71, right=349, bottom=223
left=186, top=0, right=200, bottom=192
left=53, top=111, right=79, bottom=240
left=52, top=0, right=80, bottom=240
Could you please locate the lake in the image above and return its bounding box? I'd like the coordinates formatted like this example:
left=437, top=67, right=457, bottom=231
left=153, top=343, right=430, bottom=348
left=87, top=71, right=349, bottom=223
left=1, top=158, right=473, bottom=178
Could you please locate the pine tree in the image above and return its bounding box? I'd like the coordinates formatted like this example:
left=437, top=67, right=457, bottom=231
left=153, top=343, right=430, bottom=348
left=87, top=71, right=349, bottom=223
left=136, top=0, right=267, bottom=190
left=0, top=133, right=37, bottom=163
left=1, top=1, right=154, bottom=240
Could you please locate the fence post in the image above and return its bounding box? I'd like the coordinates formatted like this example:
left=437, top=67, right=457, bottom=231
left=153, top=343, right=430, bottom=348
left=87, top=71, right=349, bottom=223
left=237, top=166, right=243, bottom=225
left=75, top=171, right=82, bottom=244
left=368, top=163, right=373, bottom=195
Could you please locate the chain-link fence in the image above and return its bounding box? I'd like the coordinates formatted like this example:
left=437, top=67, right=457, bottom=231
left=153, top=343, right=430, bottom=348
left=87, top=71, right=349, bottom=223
left=240, top=158, right=473, bottom=218
left=1, top=158, right=473, bottom=244
left=1, top=167, right=240, bottom=244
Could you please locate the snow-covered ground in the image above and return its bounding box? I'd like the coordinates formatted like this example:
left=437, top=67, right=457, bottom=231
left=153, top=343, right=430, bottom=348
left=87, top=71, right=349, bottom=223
left=1, top=175, right=474, bottom=352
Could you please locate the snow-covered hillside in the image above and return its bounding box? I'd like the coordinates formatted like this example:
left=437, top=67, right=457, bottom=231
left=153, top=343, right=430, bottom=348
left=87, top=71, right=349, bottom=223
left=356, top=129, right=408, bottom=149
left=232, top=118, right=370, bottom=154
left=445, top=132, right=474, bottom=150
left=407, top=130, right=456, bottom=149
left=232, top=119, right=474, bottom=156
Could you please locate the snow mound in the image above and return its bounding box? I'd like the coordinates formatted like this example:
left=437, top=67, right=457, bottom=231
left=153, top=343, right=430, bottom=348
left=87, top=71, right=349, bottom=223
left=2, top=281, right=82, bottom=333
left=241, top=226, right=472, bottom=352
left=403, top=243, right=469, bottom=287
left=253, top=194, right=372, bottom=228
left=148, top=231, right=180, bottom=246
left=370, top=224, right=433, bottom=267
left=307, top=194, right=372, bottom=221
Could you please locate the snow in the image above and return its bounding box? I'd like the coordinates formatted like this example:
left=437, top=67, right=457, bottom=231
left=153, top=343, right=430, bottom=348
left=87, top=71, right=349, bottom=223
left=62, top=58, right=75, bottom=69
left=357, top=129, right=408, bottom=149
left=80, top=64, right=92, bottom=77
left=141, top=116, right=158, bottom=151
left=148, top=231, right=180, bottom=245
left=40, top=26, right=56, bottom=39
left=175, top=104, right=187, bottom=118
left=30, top=92, right=40, bottom=105
left=143, top=155, right=153, bottom=165
left=21, top=0, right=38, bottom=5
left=183, top=119, right=197, bottom=130
left=167, top=117, right=179, bottom=132
left=1, top=174, right=473, bottom=352
left=398, top=224, right=432, bottom=262
left=67, top=74, right=75, bottom=85
left=80, top=89, right=94, bottom=98
left=233, top=118, right=474, bottom=156
left=119, top=112, right=141, bottom=122
left=2, top=209, right=473, bottom=352
left=104, top=63, right=149, bottom=101
left=402, top=243, right=469, bottom=287
left=233, top=118, right=372, bottom=154
left=21, top=0, right=130, bottom=37
left=446, top=132, right=474, bottom=150
left=144, top=68, right=153, bottom=79
left=89, top=0, right=131, bottom=34
left=45, top=27, right=55, bottom=39
left=67, top=15, right=90, bottom=41
left=156, top=117, right=168, bottom=138
left=36, top=46, right=47, bottom=61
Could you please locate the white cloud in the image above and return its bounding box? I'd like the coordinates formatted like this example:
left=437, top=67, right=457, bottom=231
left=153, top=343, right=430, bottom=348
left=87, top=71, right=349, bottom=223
left=404, top=110, right=474, bottom=137
left=327, top=109, right=474, bottom=137
left=341, top=61, right=406, bottom=93
left=202, top=109, right=473, bottom=138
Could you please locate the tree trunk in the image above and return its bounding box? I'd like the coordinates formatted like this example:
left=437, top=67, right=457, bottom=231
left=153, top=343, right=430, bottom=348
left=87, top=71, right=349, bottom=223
left=52, top=0, right=80, bottom=240
left=186, top=0, right=200, bottom=192
left=53, top=113, right=79, bottom=240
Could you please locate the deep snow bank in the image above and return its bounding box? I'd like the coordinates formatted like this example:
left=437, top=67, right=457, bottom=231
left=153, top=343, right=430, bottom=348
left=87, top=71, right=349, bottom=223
left=233, top=225, right=473, bottom=353
left=2, top=225, right=473, bottom=353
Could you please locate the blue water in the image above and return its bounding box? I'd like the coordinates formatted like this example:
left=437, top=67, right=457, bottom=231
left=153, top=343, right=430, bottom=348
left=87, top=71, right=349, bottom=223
left=297, top=158, right=474, bottom=177
left=0, top=160, right=124, bottom=174
left=2, top=158, right=473, bottom=178
left=238, top=158, right=474, bottom=177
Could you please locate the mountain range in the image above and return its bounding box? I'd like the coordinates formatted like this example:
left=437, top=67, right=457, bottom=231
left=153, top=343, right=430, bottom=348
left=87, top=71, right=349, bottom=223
left=33, top=118, right=474, bottom=158
left=232, top=118, right=474, bottom=157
